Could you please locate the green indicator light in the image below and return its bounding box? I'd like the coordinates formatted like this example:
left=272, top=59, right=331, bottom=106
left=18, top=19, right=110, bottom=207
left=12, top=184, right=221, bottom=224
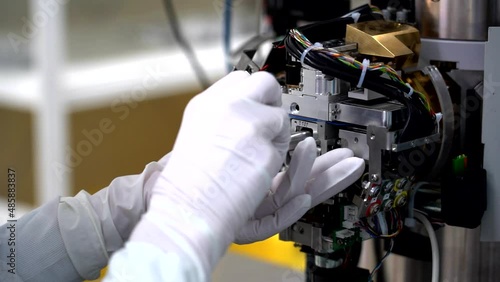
left=452, top=154, right=468, bottom=175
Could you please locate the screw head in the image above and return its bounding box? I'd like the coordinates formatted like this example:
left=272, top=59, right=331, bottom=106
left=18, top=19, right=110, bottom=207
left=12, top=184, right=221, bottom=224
left=396, top=195, right=407, bottom=206
left=370, top=186, right=380, bottom=197
left=370, top=174, right=379, bottom=182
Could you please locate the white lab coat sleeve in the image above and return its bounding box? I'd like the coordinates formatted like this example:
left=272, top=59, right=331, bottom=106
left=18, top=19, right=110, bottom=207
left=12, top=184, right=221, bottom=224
left=0, top=196, right=81, bottom=282
left=0, top=158, right=167, bottom=281
left=58, top=160, right=164, bottom=280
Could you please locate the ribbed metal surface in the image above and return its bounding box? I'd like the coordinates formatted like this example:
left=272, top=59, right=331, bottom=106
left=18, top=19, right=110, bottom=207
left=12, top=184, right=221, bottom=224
left=415, top=0, right=488, bottom=40
left=488, top=0, right=500, bottom=26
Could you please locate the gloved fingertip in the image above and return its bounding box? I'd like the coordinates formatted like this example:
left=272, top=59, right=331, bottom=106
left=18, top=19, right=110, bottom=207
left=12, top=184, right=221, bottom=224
left=326, top=148, right=355, bottom=158
left=342, top=157, right=366, bottom=177
left=205, top=71, right=250, bottom=94
left=227, top=70, right=251, bottom=79
left=291, top=137, right=317, bottom=164
left=296, top=137, right=316, bottom=150
left=309, top=148, right=355, bottom=178
left=241, top=71, right=282, bottom=106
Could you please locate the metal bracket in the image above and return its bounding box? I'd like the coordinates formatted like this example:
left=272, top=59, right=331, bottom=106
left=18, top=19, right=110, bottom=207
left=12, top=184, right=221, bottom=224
left=367, top=125, right=390, bottom=185
left=391, top=133, right=440, bottom=152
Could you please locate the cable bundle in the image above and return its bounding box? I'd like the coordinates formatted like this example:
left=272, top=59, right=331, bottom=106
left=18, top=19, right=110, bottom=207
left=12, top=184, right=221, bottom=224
left=357, top=209, right=403, bottom=239
left=283, top=28, right=436, bottom=142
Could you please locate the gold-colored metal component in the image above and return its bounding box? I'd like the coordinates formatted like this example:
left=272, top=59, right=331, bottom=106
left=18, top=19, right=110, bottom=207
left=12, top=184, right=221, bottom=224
left=346, top=20, right=421, bottom=69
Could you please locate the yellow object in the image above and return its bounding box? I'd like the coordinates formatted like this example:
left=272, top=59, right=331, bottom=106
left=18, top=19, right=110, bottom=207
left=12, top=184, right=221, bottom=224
left=229, top=234, right=305, bottom=271
left=88, top=236, right=304, bottom=281
left=346, top=20, right=421, bottom=69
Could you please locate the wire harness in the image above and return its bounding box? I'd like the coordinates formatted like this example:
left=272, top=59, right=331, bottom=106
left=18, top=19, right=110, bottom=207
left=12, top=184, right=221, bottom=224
left=282, top=28, right=436, bottom=142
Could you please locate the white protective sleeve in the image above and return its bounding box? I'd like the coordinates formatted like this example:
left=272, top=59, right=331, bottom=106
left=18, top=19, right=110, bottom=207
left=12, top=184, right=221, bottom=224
left=104, top=232, right=205, bottom=282
left=0, top=157, right=167, bottom=281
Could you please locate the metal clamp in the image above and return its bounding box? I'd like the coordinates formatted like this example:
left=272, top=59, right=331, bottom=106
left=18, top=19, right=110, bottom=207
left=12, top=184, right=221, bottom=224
left=391, top=133, right=440, bottom=152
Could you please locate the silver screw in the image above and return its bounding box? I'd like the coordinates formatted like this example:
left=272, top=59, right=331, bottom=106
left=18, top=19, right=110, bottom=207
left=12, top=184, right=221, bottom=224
left=370, top=174, right=379, bottom=182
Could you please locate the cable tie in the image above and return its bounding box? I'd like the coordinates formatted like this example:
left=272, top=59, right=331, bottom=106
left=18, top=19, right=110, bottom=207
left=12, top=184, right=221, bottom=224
left=351, top=12, right=361, bottom=23
left=435, top=112, right=443, bottom=122
left=435, top=112, right=443, bottom=133
left=300, top=42, right=323, bottom=66
left=356, top=59, right=370, bottom=88
left=405, top=83, right=414, bottom=98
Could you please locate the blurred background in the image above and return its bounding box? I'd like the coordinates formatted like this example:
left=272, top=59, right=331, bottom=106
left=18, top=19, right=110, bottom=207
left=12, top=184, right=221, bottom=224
left=0, top=0, right=368, bottom=281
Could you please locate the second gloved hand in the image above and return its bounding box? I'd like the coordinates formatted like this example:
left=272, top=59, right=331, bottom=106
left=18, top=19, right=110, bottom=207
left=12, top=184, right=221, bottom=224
left=235, top=138, right=364, bottom=244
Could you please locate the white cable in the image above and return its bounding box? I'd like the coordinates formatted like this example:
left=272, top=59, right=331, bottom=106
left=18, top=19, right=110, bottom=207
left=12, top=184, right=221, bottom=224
left=300, top=42, right=323, bottom=66
left=414, top=212, right=439, bottom=282
left=356, top=59, right=370, bottom=88
left=435, top=112, right=443, bottom=134
left=406, top=182, right=429, bottom=228
left=405, top=83, right=414, bottom=98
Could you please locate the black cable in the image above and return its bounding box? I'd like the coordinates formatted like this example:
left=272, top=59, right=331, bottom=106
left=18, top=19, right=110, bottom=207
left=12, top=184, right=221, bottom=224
left=161, top=0, right=210, bottom=89
left=284, top=34, right=435, bottom=142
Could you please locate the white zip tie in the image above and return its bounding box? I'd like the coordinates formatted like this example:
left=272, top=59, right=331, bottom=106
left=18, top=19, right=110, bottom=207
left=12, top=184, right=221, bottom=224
left=351, top=12, right=361, bottom=23
left=342, top=12, right=361, bottom=22
left=300, top=42, right=323, bottom=66
left=356, top=59, right=370, bottom=88
left=435, top=112, right=443, bottom=134
left=435, top=112, right=443, bottom=123
left=405, top=83, right=414, bottom=98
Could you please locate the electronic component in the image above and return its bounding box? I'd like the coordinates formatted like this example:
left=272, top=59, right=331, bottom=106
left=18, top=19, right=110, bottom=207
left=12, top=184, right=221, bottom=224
left=235, top=4, right=488, bottom=281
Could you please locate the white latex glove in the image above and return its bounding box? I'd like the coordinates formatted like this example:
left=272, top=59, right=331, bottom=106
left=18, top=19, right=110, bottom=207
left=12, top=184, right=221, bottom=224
left=235, top=141, right=365, bottom=244
left=128, top=71, right=290, bottom=275
left=148, top=142, right=363, bottom=246
left=143, top=141, right=364, bottom=246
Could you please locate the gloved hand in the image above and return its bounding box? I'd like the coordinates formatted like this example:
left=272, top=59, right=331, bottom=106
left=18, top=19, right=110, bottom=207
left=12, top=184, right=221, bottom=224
left=142, top=140, right=364, bottom=245
left=235, top=140, right=364, bottom=244
left=129, top=71, right=290, bottom=274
